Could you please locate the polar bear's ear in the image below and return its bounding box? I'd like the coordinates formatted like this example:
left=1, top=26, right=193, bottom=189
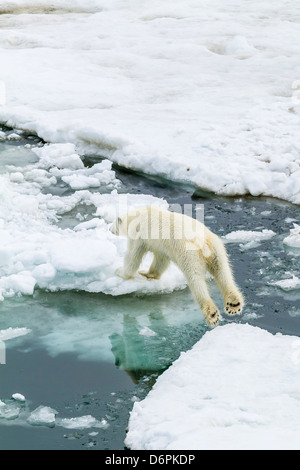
left=117, top=216, right=122, bottom=227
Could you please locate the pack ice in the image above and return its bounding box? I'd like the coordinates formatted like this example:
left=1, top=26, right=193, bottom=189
left=125, top=324, right=300, bottom=450
left=0, top=0, right=299, bottom=203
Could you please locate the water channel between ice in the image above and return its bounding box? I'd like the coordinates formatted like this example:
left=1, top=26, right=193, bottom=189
left=0, top=127, right=299, bottom=449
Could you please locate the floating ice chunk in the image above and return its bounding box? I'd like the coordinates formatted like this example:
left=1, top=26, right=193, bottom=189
left=269, top=274, right=300, bottom=291
left=0, top=401, right=21, bottom=420
left=0, top=327, right=31, bottom=341
left=139, top=327, right=157, bottom=337
left=0, top=131, right=6, bottom=141
left=12, top=393, right=26, bottom=402
left=7, top=132, right=22, bottom=141
left=32, top=143, right=84, bottom=170
left=223, top=229, right=276, bottom=249
left=57, top=415, right=108, bottom=430
left=283, top=224, right=300, bottom=248
left=62, top=174, right=101, bottom=189
left=27, top=405, right=57, bottom=427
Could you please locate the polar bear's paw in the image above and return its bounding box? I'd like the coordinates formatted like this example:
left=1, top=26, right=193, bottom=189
left=224, top=291, right=244, bottom=316
left=203, top=300, right=220, bottom=327
left=115, top=267, right=133, bottom=280
left=139, top=270, right=160, bottom=280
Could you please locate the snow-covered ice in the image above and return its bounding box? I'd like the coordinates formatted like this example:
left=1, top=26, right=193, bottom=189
left=125, top=324, right=300, bottom=450
left=0, top=0, right=299, bottom=203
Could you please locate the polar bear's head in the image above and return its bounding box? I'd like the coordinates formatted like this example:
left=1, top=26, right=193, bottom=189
left=110, top=208, right=146, bottom=239
left=109, top=216, right=124, bottom=236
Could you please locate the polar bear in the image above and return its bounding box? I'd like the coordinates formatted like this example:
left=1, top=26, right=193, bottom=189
left=110, top=206, right=244, bottom=327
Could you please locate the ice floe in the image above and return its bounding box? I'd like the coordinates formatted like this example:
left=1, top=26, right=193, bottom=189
left=0, top=0, right=299, bottom=203
left=125, top=323, right=300, bottom=450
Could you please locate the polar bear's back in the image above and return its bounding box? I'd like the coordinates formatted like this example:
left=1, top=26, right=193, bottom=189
left=123, top=206, right=212, bottom=258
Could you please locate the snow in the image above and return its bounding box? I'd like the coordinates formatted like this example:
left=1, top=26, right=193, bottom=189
left=125, top=323, right=300, bottom=450
left=0, top=0, right=299, bottom=203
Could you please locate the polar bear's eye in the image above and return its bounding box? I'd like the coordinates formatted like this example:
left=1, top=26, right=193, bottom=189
left=117, top=217, right=122, bottom=226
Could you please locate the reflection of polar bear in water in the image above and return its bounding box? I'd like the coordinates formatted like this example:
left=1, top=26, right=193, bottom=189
left=110, top=206, right=244, bottom=327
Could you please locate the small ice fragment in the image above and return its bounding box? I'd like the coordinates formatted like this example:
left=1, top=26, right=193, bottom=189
left=0, top=401, right=21, bottom=420
left=58, top=415, right=108, bottom=429
left=27, top=405, right=57, bottom=427
left=12, top=393, right=25, bottom=402
left=283, top=224, right=300, bottom=248
left=7, top=133, right=22, bottom=141
left=139, top=327, right=157, bottom=337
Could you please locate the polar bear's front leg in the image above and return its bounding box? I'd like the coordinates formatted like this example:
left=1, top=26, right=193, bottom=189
left=206, top=234, right=244, bottom=317
left=116, top=240, right=146, bottom=279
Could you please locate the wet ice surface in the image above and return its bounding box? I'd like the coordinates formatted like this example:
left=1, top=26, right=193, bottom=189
left=0, top=127, right=299, bottom=449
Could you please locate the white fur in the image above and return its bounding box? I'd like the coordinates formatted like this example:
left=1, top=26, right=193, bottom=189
left=110, top=206, right=244, bottom=327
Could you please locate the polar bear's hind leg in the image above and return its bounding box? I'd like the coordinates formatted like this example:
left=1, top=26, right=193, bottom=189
left=206, top=234, right=244, bottom=316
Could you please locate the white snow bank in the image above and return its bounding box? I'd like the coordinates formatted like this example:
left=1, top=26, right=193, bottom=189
left=125, top=323, right=300, bottom=450
left=223, top=229, right=276, bottom=250
left=283, top=224, right=300, bottom=248
left=0, top=0, right=300, bottom=203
